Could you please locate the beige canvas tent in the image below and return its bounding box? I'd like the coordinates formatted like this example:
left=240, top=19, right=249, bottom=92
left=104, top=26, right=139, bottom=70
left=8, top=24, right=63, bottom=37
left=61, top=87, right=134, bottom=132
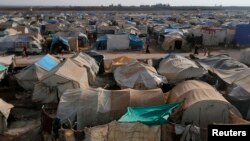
left=158, top=54, right=206, bottom=82
left=0, top=98, right=14, bottom=134
left=32, top=58, right=89, bottom=103
left=114, top=61, right=167, bottom=90
left=166, top=80, right=242, bottom=128
left=72, top=52, right=99, bottom=85
left=0, top=55, right=14, bottom=66
left=15, top=54, right=60, bottom=90
left=104, top=56, right=136, bottom=72
left=160, top=32, right=187, bottom=51
left=240, top=48, right=250, bottom=66
left=57, top=88, right=165, bottom=129
left=84, top=121, right=161, bottom=141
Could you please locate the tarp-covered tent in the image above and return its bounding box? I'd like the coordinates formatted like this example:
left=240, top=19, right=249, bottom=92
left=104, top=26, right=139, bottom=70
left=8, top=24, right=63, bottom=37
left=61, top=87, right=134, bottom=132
left=118, top=102, right=181, bottom=125
left=158, top=54, right=205, bottom=81
left=0, top=64, right=8, bottom=81
left=50, top=36, right=70, bottom=53
left=96, top=34, right=144, bottom=51
left=32, top=59, right=89, bottom=103
left=114, top=61, right=167, bottom=90
left=234, top=23, right=250, bottom=45
left=0, top=98, right=14, bottom=134
left=84, top=121, right=161, bottom=141
left=0, top=55, right=14, bottom=66
left=197, top=54, right=250, bottom=93
left=160, top=32, right=187, bottom=51
left=15, top=54, right=60, bottom=90
left=226, top=86, right=250, bottom=120
left=72, top=52, right=99, bottom=85
left=107, top=34, right=130, bottom=50
left=166, top=80, right=242, bottom=128
left=104, top=56, right=136, bottom=73
left=240, top=48, right=250, bottom=66
left=57, top=88, right=165, bottom=129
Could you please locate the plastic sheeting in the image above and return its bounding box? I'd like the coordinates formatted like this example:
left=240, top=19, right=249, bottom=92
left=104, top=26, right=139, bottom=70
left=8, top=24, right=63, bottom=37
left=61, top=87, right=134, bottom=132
left=240, top=48, right=250, bottom=66
left=0, top=55, right=14, bottom=66
left=15, top=54, right=60, bottom=90
left=0, top=98, right=14, bottom=133
left=104, top=56, right=136, bottom=73
left=57, top=88, right=165, bottom=129
left=226, top=86, right=250, bottom=119
left=0, top=64, right=7, bottom=72
left=118, top=102, right=181, bottom=125
left=197, top=54, right=250, bottom=93
left=72, top=52, right=99, bottom=85
left=158, top=54, right=205, bottom=81
left=32, top=59, right=89, bottom=103
left=235, top=23, right=250, bottom=45
left=107, top=34, right=130, bottom=50
left=84, top=121, right=161, bottom=141
left=114, top=61, right=167, bottom=90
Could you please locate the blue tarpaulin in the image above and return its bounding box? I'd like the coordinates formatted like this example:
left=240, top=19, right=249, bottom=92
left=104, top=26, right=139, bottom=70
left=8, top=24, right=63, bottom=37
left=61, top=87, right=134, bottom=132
left=118, top=102, right=181, bottom=125
left=35, top=54, right=59, bottom=71
left=129, top=34, right=144, bottom=50
left=235, top=23, right=250, bottom=45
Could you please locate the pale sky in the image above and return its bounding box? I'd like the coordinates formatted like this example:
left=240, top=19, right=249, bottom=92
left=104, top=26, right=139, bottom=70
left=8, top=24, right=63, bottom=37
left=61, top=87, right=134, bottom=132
left=0, top=0, right=250, bottom=6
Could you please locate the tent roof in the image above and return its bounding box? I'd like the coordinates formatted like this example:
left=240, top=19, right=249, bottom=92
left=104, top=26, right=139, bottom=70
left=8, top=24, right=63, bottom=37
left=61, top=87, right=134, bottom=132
left=35, top=54, right=60, bottom=71
left=0, top=98, right=14, bottom=119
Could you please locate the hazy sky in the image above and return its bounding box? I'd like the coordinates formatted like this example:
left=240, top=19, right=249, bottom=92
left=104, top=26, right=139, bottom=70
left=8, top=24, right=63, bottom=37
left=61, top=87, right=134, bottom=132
left=1, top=0, right=250, bottom=6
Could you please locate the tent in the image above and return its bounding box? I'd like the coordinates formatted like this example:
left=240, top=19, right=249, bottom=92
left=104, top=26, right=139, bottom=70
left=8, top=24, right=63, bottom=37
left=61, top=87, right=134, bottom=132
left=118, top=102, right=181, bottom=125
left=166, top=80, right=242, bottom=128
left=15, top=54, right=60, bottom=90
left=240, top=48, right=250, bottom=66
left=234, top=23, right=250, bottom=45
left=32, top=59, right=89, bottom=103
left=157, top=54, right=206, bottom=81
left=0, top=55, right=14, bottom=66
left=104, top=56, right=136, bottom=72
left=226, top=86, right=250, bottom=120
left=71, top=52, right=99, bottom=85
left=197, top=54, right=250, bottom=93
left=160, top=32, right=187, bottom=51
left=107, top=34, right=130, bottom=50
left=50, top=36, right=70, bottom=53
left=96, top=34, right=144, bottom=51
left=84, top=121, right=161, bottom=141
left=114, top=61, right=167, bottom=90
left=0, top=64, right=8, bottom=81
left=57, top=88, right=165, bottom=129
left=0, top=98, right=14, bottom=134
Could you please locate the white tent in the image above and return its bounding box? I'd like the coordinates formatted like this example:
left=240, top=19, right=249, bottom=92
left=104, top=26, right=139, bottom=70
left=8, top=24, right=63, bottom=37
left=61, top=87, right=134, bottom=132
left=106, top=34, right=130, bottom=50
left=114, top=61, right=167, bottom=90
left=15, top=54, right=60, bottom=90
left=72, top=52, right=99, bottom=85
left=0, top=98, right=14, bottom=134
left=240, top=48, right=250, bottom=66
left=32, top=58, right=89, bottom=103
left=166, top=80, right=242, bottom=128
left=158, top=54, right=206, bottom=82
left=160, top=32, right=187, bottom=51
left=57, top=88, right=165, bottom=129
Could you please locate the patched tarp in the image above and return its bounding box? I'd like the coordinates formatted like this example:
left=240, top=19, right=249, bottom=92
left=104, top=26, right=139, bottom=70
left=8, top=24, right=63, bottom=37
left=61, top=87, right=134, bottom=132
left=0, top=64, right=7, bottom=71
left=114, top=61, right=167, bottom=90
left=158, top=54, right=206, bottom=81
left=84, top=121, right=161, bottom=141
left=118, top=102, right=181, bottom=125
left=0, top=98, right=14, bottom=133
left=57, top=88, right=165, bottom=129
left=197, top=54, right=250, bottom=93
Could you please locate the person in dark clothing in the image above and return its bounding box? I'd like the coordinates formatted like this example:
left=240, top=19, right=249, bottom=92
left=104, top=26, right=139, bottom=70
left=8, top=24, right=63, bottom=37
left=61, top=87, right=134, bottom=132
left=194, top=46, right=199, bottom=55
left=146, top=44, right=150, bottom=53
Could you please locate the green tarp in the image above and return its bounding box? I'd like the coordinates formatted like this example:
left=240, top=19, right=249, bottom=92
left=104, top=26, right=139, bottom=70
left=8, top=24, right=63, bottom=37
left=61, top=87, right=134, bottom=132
left=0, top=64, right=7, bottom=72
left=118, top=102, right=181, bottom=125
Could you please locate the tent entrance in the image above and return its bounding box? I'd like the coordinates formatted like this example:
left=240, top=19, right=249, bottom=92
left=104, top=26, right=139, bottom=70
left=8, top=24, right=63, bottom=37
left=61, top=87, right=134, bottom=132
left=175, top=40, right=182, bottom=49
